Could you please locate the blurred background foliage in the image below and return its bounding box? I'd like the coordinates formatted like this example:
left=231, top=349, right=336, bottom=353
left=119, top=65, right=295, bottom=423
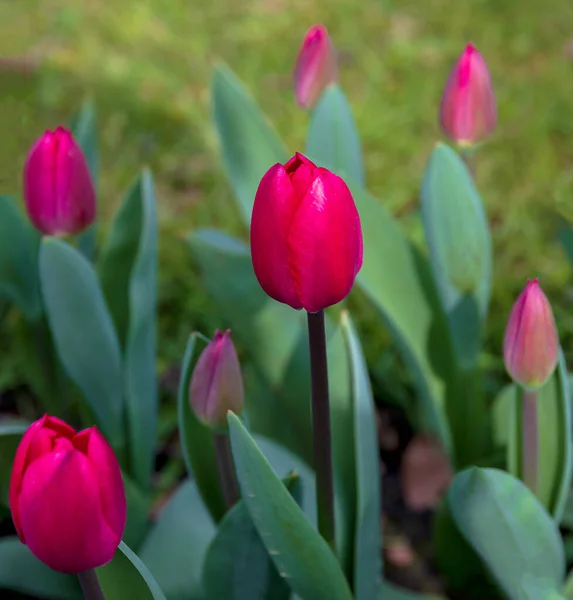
left=2, top=0, right=573, bottom=400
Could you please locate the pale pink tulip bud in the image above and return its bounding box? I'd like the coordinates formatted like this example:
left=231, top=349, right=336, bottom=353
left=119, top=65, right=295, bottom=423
left=189, top=330, right=244, bottom=429
left=439, top=43, right=497, bottom=147
left=503, top=279, right=559, bottom=390
left=293, top=25, right=338, bottom=109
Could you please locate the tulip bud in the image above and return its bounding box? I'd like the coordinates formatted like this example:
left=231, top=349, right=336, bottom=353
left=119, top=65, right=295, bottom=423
left=23, top=127, right=96, bottom=236
left=293, top=25, right=338, bottom=109
left=189, top=330, right=244, bottom=429
left=9, top=415, right=126, bottom=573
left=503, top=279, right=559, bottom=390
left=250, top=152, right=363, bottom=313
left=439, top=43, right=497, bottom=147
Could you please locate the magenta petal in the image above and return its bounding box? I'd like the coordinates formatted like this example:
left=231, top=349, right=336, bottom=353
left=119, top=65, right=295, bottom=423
left=18, top=448, right=119, bottom=573
left=287, top=169, right=362, bottom=312
left=250, top=164, right=303, bottom=309
left=74, top=427, right=126, bottom=541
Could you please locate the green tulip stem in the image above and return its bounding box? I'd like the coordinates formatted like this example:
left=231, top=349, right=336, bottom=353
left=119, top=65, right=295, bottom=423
left=77, top=569, right=105, bottom=600
left=214, top=432, right=241, bottom=508
left=522, top=388, right=538, bottom=494
left=461, top=147, right=477, bottom=179
left=307, top=310, right=336, bottom=552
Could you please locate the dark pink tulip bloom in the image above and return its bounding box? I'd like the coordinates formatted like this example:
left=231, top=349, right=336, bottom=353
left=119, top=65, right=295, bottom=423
left=440, top=43, right=497, bottom=146
left=23, top=127, right=96, bottom=235
left=9, top=415, right=126, bottom=573
left=250, top=153, right=363, bottom=313
left=293, top=25, right=338, bottom=109
left=190, top=329, right=244, bottom=429
left=503, top=279, right=559, bottom=389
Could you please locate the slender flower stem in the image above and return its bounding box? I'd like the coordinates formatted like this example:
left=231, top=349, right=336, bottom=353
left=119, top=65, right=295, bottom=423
left=214, top=433, right=240, bottom=508
left=307, top=310, right=336, bottom=551
left=461, top=148, right=476, bottom=179
left=522, top=389, right=538, bottom=494
left=77, top=569, right=106, bottom=600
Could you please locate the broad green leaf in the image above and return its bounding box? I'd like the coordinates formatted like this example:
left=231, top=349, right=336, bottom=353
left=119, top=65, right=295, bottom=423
left=98, top=541, right=166, bottom=600
left=0, top=195, right=41, bottom=319
left=563, top=568, right=573, bottom=598
left=211, top=64, right=288, bottom=223
left=227, top=412, right=353, bottom=600
left=0, top=421, right=28, bottom=507
left=202, top=476, right=300, bottom=600
left=39, top=238, right=124, bottom=452
left=449, top=467, right=565, bottom=599
left=420, top=143, right=491, bottom=367
left=71, top=100, right=99, bottom=261
left=351, top=185, right=453, bottom=454
left=177, top=332, right=226, bottom=522
left=116, top=170, right=158, bottom=489
left=189, top=229, right=356, bottom=572
left=139, top=480, right=216, bottom=600
left=340, top=312, right=382, bottom=599
left=506, top=351, right=572, bottom=521
left=0, top=537, right=81, bottom=599
left=306, top=85, right=365, bottom=186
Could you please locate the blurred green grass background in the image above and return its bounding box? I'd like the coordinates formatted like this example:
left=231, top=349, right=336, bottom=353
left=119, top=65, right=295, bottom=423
left=2, top=0, right=573, bottom=381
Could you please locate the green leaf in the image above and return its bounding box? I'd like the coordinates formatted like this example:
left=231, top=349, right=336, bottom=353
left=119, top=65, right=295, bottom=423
left=420, top=143, right=491, bottom=367
left=123, top=474, right=151, bottom=551
left=351, top=185, right=453, bottom=453
left=448, top=467, right=565, bottom=599
left=227, top=412, right=353, bottom=600
left=202, top=476, right=300, bottom=600
left=97, top=541, right=166, bottom=600
left=0, top=421, right=28, bottom=507
left=139, top=479, right=216, bottom=600
left=121, top=170, right=158, bottom=489
left=306, top=85, right=365, bottom=186
left=177, top=332, right=226, bottom=522
left=0, top=537, right=81, bottom=599
left=70, top=99, right=99, bottom=262
left=340, top=312, right=382, bottom=599
left=39, top=238, right=125, bottom=452
left=0, top=195, right=42, bottom=319
left=211, top=64, right=288, bottom=224
left=506, top=351, right=572, bottom=522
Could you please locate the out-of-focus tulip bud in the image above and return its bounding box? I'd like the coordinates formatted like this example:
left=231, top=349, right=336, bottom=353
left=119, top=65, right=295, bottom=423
left=439, top=43, right=497, bottom=147
left=190, top=330, right=244, bottom=429
left=9, top=415, right=126, bottom=573
left=293, top=24, right=338, bottom=109
left=23, top=127, right=96, bottom=236
left=503, top=279, right=559, bottom=390
left=250, top=152, right=363, bottom=313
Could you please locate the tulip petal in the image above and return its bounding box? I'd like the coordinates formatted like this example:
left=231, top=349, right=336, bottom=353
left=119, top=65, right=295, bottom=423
left=74, top=427, right=126, bottom=540
left=9, top=415, right=75, bottom=540
left=208, top=330, right=244, bottom=422
left=18, top=448, right=119, bottom=573
left=250, top=164, right=303, bottom=309
left=287, top=169, right=362, bottom=313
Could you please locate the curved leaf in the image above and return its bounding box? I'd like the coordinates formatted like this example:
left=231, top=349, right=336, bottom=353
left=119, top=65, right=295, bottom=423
left=306, top=85, right=365, bottom=185
left=228, top=412, right=353, bottom=600
left=202, top=476, right=300, bottom=600
left=340, top=312, right=382, bottom=599
left=0, top=421, right=29, bottom=507
left=448, top=467, right=565, bottom=599
left=123, top=170, right=158, bottom=489
left=139, top=480, right=216, bottom=600
left=420, top=143, right=491, bottom=367
left=39, top=237, right=124, bottom=451
left=211, top=64, right=288, bottom=223
left=177, top=332, right=226, bottom=522
left=0, top=196, right=41, bottom=319
left=97, top=541, right=166, bottom=600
